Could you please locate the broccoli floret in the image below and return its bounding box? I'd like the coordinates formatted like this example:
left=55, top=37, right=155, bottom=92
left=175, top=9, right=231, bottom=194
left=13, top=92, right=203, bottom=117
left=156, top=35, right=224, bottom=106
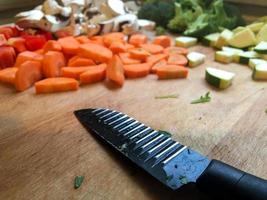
left=155, top=26, right=166, bottom=36
left=167, top=1, right=203, bottom=33
left=138, top=1, right=175, bottom=28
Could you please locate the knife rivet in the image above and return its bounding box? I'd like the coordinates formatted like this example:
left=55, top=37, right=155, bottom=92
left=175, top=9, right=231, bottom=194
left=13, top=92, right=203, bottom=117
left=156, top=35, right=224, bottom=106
left=174, top=164, right=178, bottom=169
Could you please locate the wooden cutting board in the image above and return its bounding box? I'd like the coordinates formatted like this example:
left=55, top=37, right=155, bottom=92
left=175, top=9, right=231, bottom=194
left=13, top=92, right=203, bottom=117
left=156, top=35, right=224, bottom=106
left=0, top=45, right=267, bottom=200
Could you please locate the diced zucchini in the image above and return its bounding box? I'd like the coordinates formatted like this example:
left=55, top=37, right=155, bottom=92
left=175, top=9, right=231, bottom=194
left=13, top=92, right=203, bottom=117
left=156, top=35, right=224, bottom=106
left=237, top=51, right=259, bottom=64
left=215, top=29, right=233, bottom=49
left=228, top=28, right=256, bottom=49
left=202, top=33, right=220, bottom=47
left=205, top=67, right=235, bottom=89
left=254, top=41, right=267, bottom=54
left=187, top=52, right=206, bottom=67
left=222, top=46, right=244, bottom=63
left=252, top=64, right=267, bottom=80
left=175, top=36, right=197, bottom=48
left=215, top=51, right=234, bottom=64
left=256, top=24, right=267, bottom=43
left=249, top=59, right=267, bottom=69
left=247, top=22, right=265, bottom=33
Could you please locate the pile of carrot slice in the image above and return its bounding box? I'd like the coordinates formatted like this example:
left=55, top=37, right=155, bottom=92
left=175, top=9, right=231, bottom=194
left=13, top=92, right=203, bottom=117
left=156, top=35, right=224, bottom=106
left=0, top=33, right=190, bottom=94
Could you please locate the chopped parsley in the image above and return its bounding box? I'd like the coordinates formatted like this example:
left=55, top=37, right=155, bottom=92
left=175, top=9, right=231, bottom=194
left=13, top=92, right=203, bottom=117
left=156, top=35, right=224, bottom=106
left=179, top=176, right=188, bottom=184
left=191, top=92, right=211, bottom=104
left=74, top=176, right=84, bottom=189
left=155, top=94, right=179, bottom=99
left=158, top=130, right=172, bottom=137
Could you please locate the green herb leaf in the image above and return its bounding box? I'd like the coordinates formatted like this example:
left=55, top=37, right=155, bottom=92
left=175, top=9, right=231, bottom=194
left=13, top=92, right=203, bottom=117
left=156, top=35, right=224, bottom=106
left=155, top=94, right=179, bottom=99
left=166, top=174, right=174, bottom=181
left=158, top=130, right=172, bottom=137
left=179, top=176, right=188, bottom=184
left=74, top=176, right=84, bottom=189
left=191, top=92, right=211, bottom=104
left=265, top=108, right=267, bottom=114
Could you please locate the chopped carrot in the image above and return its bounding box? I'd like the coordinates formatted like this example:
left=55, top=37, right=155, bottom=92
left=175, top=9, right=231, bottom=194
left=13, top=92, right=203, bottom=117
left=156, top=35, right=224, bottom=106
left=153, top=36, right=172, bottom=48
left=68, top=56, right=95, bottom=67
left=123, top=63, right=152, bottom=78
left=164, top=47, right=188, bottom=55
left=140, top=44, right=164, bottom=54
left=167, top=54, right=188, bottom=66
left=157, top=65, right=188, bottom=79
left=78, top=43, right=113, bottom=63
left=129, top=34, right=147, bottom=47
left=58, top=36, right=80, bottom=55
left=80, top=63, right=107, bottom=84
left=151, top=59, right=167, bottom=74
left=146, top=53, right=168, bottom=65
left=119, top=53, right=141, bottom=65
left=0, top=67, right=18, bottom=84
left=15, top=60, right=43, bottom=91
left=89, top=36, right=104, bottom=46
left=35, top=77, right=79, bottom=94
left=8, top=37, right=26, bottom=53
left=129, top=48, right=150, bottom=61
left=75, top=35, right=91, bottom=44
left=109, top=41, right=127, bottom=54
left=43, top=40, right=62, bottom=53
left=103, top=32, right=125, bottom=47
left=42, top=51, right=66, bottom=78
left=14, top=51, right=43, bottom=68
left=106, top=55, right=125, bottom=87
left=34, top=49, right=44, bottom=54
left=125, top=43, right=135, bottom=51
left=61, top=66, right=94, bottom=80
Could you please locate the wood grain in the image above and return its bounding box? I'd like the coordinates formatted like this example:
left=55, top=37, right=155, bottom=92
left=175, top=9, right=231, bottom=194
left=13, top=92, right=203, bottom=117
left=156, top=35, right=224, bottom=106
left=0, top=44, right=267, bottom=200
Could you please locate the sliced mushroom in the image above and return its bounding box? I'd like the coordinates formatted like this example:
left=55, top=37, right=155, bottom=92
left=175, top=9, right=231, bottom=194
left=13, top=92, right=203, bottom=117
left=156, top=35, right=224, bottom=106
left=107, top=0, right=126, bottom=16
left=112, top=14, right=139, bottom=35
left=137, top=19, right=156, bottom=31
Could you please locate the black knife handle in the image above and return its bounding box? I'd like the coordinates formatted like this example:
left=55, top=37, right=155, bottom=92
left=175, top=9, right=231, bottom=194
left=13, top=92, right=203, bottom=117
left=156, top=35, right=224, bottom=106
left=196, top=160, right=267, bottom=200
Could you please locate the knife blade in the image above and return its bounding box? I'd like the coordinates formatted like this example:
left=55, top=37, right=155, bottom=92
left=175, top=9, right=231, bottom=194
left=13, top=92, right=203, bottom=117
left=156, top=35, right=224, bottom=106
left=74, top=108, right=267, bottom=200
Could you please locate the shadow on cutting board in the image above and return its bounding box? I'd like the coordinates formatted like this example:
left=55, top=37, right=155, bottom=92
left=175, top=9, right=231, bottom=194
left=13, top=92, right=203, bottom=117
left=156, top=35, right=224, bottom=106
left=88, top=129, right=236, bottom=200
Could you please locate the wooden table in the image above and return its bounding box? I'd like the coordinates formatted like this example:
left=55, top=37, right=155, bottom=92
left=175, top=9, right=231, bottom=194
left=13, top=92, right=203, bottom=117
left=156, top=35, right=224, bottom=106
left=0, top=45, right=267, bottom=200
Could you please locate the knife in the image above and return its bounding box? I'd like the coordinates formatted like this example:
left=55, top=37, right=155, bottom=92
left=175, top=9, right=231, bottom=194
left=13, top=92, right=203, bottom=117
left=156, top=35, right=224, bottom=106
left=74, top=108, right=267, bottom=200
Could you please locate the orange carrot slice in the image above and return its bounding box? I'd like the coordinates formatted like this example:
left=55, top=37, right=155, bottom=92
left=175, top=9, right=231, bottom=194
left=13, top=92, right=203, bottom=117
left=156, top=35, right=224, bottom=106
left=75, top=35, right=91, bottom=44
left=153, top=36, right=172, bottom=48
left=103, top=32, right=125, bottom=47
left=164, top=47, right=188, bottom=55
left=125, top=43, right=135, bottom=51
left=15, top=60, right=43, bottom=91
left=157, top=65, right=188, bottom=79
left=140, top=44, right=164, bottom=54
left=89, top=36, right=104, bottom=46
left=109, top=41, right=127, bottom=54
left=80, top=63, right=107, bottom=84
left=129, top=34, right=147, bottom=47
left=123, top=63, right=151, bottom=78
left=34, top=49, right=44, bottom=55
left=119, top=53, right=141, bottom=65
left=78, top=43, right=113, bottom=63
left=146, top=53, right=168, bottom=65
left=151, top=59, right=167, bottom=74
left=106, top=55, right=125, bottom=87
left=0, top=67, right=18, bottom=84
left=43, top=40, right=62, bottom=53
left=35, top=77, right=79, bottom=94
left=43, top=51, right=66, bottom=78
left=14, top=51, right=43, bottom=68
left=129, top=48, right=150, bottom=61
left=68, top=55, right=95, bottom=67
left=58, top=36, right=80, bottom=55
left=167, top=54, right=188, bottom=66
left=61, top=66, right=94, bottom=80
